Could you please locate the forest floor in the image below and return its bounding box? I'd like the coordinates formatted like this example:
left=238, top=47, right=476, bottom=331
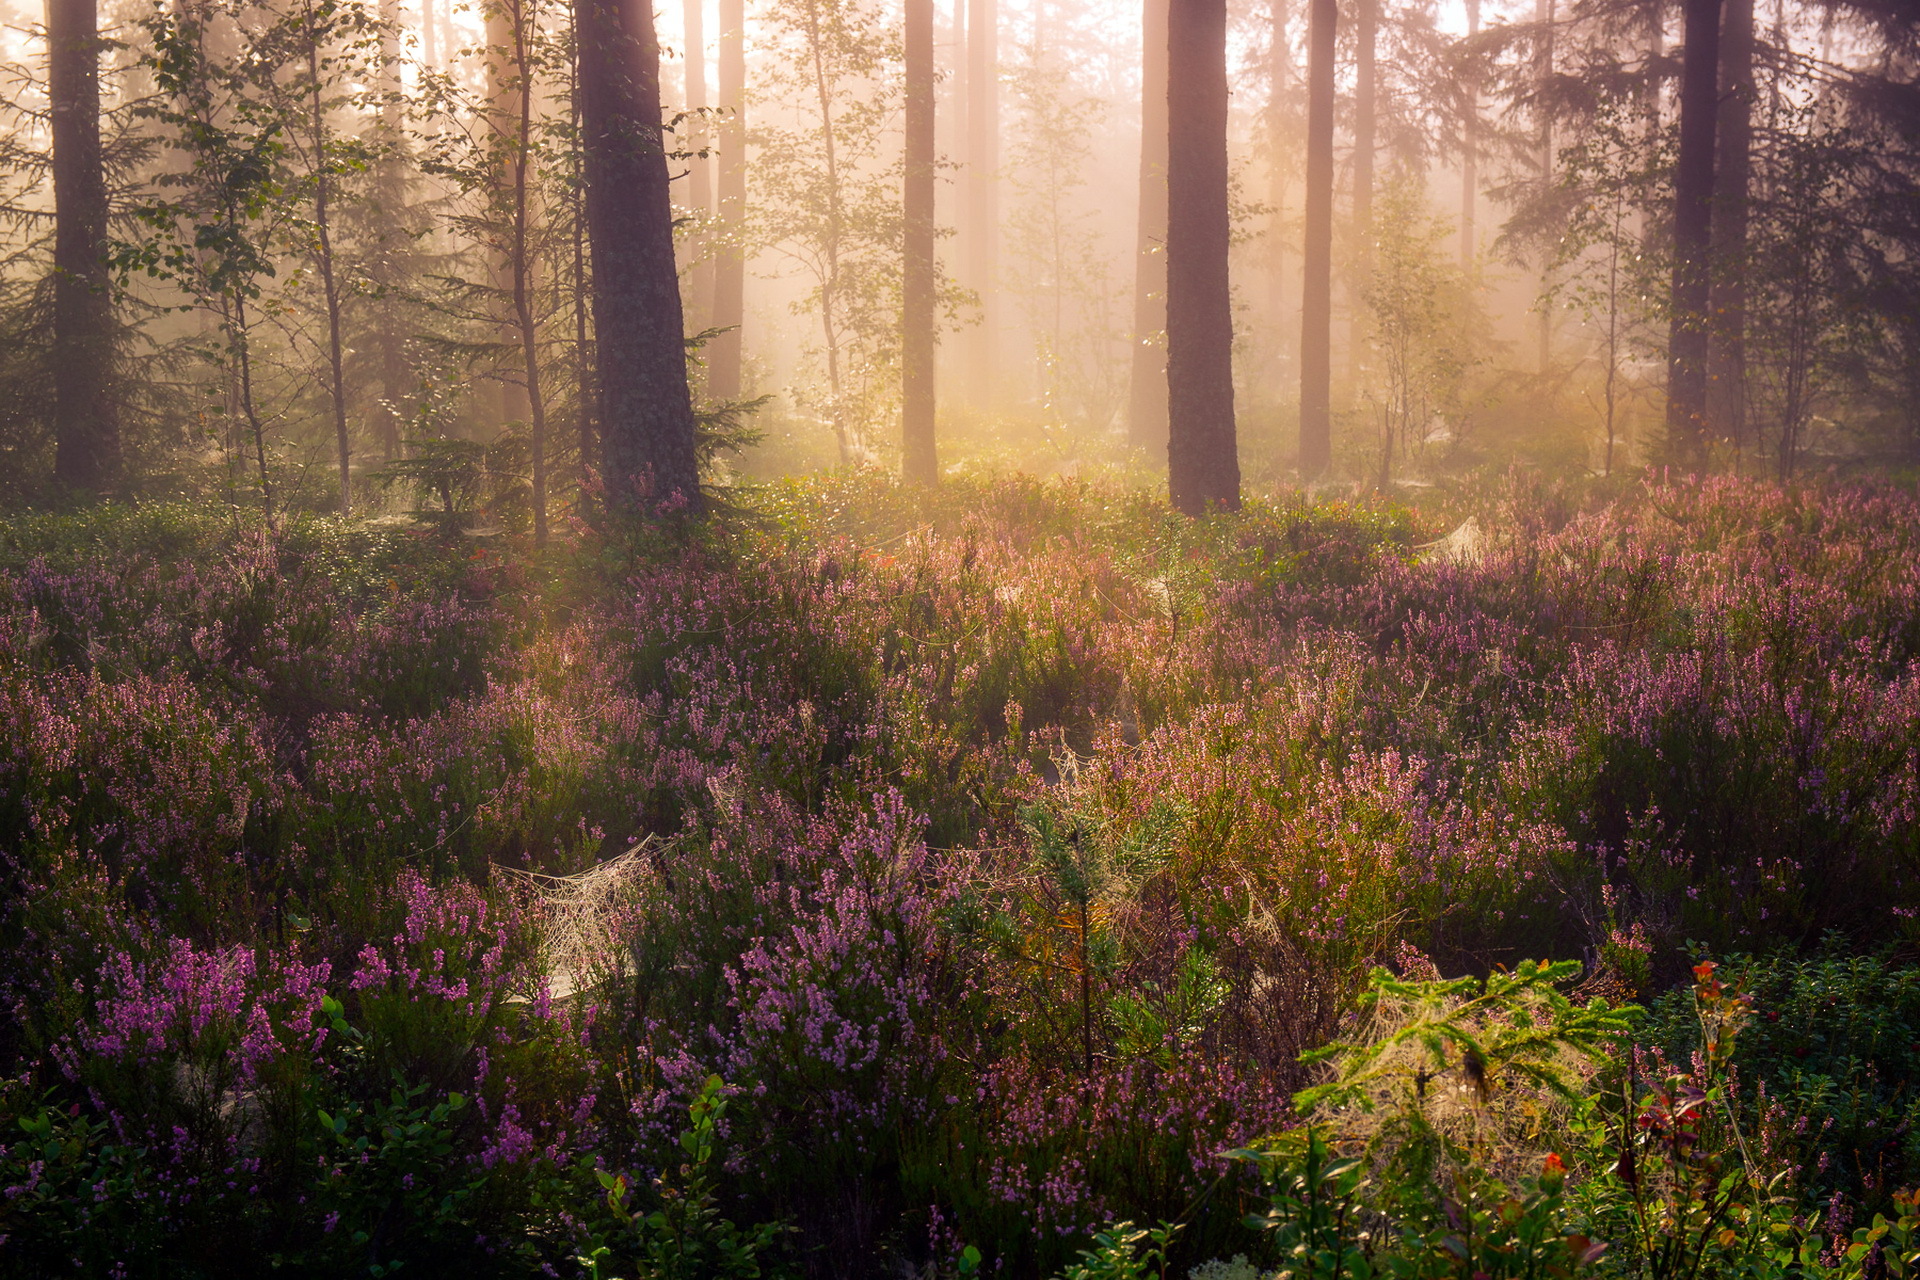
left=4, top=467, right=1920, bottom=1277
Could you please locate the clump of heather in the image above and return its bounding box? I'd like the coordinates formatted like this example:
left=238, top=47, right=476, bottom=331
left=3, top=471, right=1920, bottom=1275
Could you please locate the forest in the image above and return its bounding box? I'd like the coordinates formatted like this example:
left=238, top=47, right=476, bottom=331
left=3, top=0, right=1920, bottom=1273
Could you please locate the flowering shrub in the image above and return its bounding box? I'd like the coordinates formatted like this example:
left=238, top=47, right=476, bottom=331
left=3, top=472, right=1920, bottom=1274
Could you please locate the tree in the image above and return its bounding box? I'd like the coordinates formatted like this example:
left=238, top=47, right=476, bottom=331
left=706, top=0, right=745, bottom=402
left=1348, top=0, right=1376, bottom=391
left=578, top=0, right=698, bottom=510
left=1664, top=0, right=1722, bottom=465
left=48, top=0, right=121, bottom=495
left=1362, top=181, right=1471, bottom=488
left=964, top=0, right=997, bottom=402
left=1298, top=0, right=1335, bottom=477
left=1704, top=0, right=1754, bottom=448
left=902, top=0, right=936, bottom=484
left=1127, top=0, right=1168, bottom=453
left=1165, top=0, right=1237, bottom=514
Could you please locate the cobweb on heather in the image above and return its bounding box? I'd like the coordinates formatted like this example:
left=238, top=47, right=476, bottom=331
left=493, top=839, right=652, bottom=1000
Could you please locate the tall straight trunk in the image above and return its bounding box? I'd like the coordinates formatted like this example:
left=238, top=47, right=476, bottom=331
left=706, top=0, right=746, bottom=400
left=1640, top=0, right=1663, bottom=256
left=903, top=0, right=937, bottom=484
left=1535, top=0, right=1554, bottom=373
left=1266, top=0, right=1290, bottom=360
left=49, top=0, right=120, bottom=494
left=1347, top=0, right=1374, bottom=392
left=965, top=0, right=997, bottom=401
left=376, top=0, right=408, bottom=462
left=486, top=3, right=531, bottom=428
left=506, top=0, right=550, bottom=543
left=571, top=31, right=596, bottom=482
left=1665, top=0, right=1721, bottom=465
left=1460, top=0, right=1479, bottom=267
left=1705, top=0, right=1752, bottom=451
left=1298, top=0, right=1335, bottom=476
left=306, top=38, right=352, bottom=515
left=422, top=0, right=437, bottom=66
left=683, top=0, right=715, bottom=340
left=1166, top=0, right=1239, bottom=513
left=580, top=0, right=699, bottom=510
left=1128, top=0, right=1169, bottom=451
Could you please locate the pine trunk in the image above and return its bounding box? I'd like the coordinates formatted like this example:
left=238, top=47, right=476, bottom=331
left=903, top=0, right=938, bottom=485
left=1665, top=0, right=1722, bottom=465
left=581, top=0, right=700, bottom=510
left=1127, top=0, right=1170, bottom=452
left=1706, top=0, right=1752, bottom=451
left=683, top=0, right=715, bottom=342
left=1298, top=0, right=1335, bottom=477
left=1347, top=0, right=1375, bottom=392
left=707, top=0, right=746, bottom=401
left=965, top=0, right=998, bottom=403
left=49, top=0, right=120, bottom=495
left=1166, top=0, right=1238, bottom=514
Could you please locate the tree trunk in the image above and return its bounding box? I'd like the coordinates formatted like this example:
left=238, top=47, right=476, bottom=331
left=706, top=0, right=746, bottom=401
left=507, top=0, right=550, bottom=543
left=1347, top=0, right=1375, bottom=393
left=965, top=0, right=997, bottom=403
left=1535, top=0, right=1554, bottom=374
left=683, top=0, right=715, bottom=342
left=1460, top=0, right=1479, bottom=267
left=1127, top=0, right=1169, bottom=452
left=903, top=0, right=937, bottom=485
left=49, top=0, right=120, bottom=495
left=581, top=0, right=700, bottom=511
left=1166, top=0, right=1238, bottom=514
left=1665, top=0, right=1721, bottom=465
left=1298, top=0, right=1335, bottom=477
left=307, top=37, right=352, bottom=516
left=486, top=3, right=531, bottom=429
left=376, top=0, right=408, bottom=463
left=422, top=0, right=437, bottom=67
left=1266, top=0, right=1291, bottom=372
left=1705, top=0, right=1752, bottom=452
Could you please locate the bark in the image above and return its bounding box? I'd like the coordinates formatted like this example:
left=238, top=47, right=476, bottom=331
left=506, top=0, right=550, bottom=543
left=580, top=0, right=700, bottom=510
left=1665, top=0, right=1722, bottom=465
left=307, top=37, right=352, bottom=515
left=903, top=0, right=938, bottom=485
left=1298, top=0, right=1335, bottom=476
left=422, top=0, right=437, bottom=67
left=706, top=0, right=746, bottom=401
left=49, top=0, right=120, bottom=494
left=1266, top=0, right=1291, bottom=358
left=1705, top=0, right=1752, bottom=450
left=1166, top=0, right=1238, bottom=514
left=486, top=3, right=531, bottom=428
left=683, top=0, right=715, bottom=339
left=1347, top=0, right=1375, bottom=392
left=965, top=0, right=997, bottom=400
left=1127, top=0, right=1169, bottom=451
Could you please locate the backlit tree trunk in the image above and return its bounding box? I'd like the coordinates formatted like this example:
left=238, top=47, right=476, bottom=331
left=1706, top=0, right=1752, bottom=452
left=49, top=0, right=120, bottom=495
left=1127, top=0, right=1169, bottom=452
left=706, top=0, right=746, bottom=401
left=965, top=0, right=998, bottom=401
left=581, top=0, right=700, bottom=511
left=1665, top=0, right=1722, bottom=465
left=1298, top=0, right=1335, bottom=476
left=683, top=0, right=714, bottom=340
left=1166, top=0, right=1238, bottom=513
left=1347, top=0, right=1375, bottom=392
left=903, top=0, right=937, bottom=484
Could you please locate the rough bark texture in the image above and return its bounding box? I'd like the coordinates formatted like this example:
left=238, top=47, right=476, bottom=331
left=1128, top=0, right=1170, bottom=452
left=1298, top=0, right=1335, bottom=477
left=581, top=0, right=700, bottom=511
left=49, top=0, right=120, bottom=495
left=965, top=0, right=997, bottom=401
left=903, top=0, right=937, bottom=485
left=1347, top=0, right=1375, bottom=391
left=1706, top=0, right=1753, bottom=449
left=707, top=0, right=746, bottom=402
left=1666, top=0, right=1722, bottom=465
left=1166, top=0, right=1239, bottom=515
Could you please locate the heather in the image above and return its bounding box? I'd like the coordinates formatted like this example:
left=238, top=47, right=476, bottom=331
left=5, top=470, right=1920, bottom=1276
